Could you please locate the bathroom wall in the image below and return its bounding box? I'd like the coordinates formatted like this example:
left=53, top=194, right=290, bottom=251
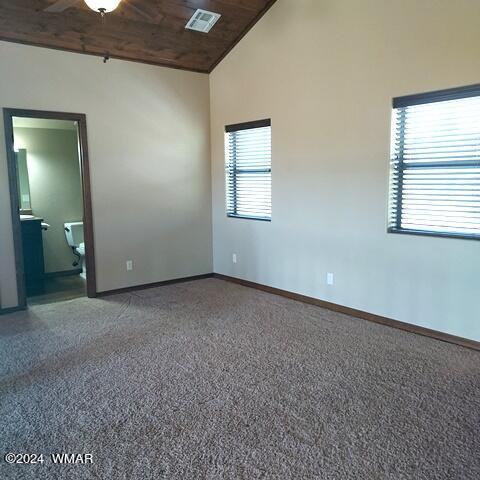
left=13, top=125, right=83, bottom=274
left=209, top=0, right=480, bottom=341
left=0, top=41, right=212, bottom=308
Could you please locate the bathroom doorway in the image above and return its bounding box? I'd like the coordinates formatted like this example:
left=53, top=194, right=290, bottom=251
left=3, top=109, right=96, bottom=308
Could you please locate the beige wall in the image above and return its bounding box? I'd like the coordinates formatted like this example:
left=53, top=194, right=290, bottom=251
left=14, top=126, right=83, bottom=274
left=0, top=41, right=212, bottom=307
left=1, top=1, right=479, bottom=341
left=210, top=0, right=480, bottom=341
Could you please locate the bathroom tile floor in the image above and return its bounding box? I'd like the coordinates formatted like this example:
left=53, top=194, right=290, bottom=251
left=28, top=275, right=86, bottom=306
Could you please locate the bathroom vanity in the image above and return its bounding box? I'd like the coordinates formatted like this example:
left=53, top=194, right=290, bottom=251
left=20, top=217, right=45, bottom=295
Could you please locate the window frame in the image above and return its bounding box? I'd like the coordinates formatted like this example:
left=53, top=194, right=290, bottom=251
left=388, top=84, right=480, bottom=241
left=225, top=118, right=272, bottom=222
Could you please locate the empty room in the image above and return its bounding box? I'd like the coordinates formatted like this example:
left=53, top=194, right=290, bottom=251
left=0, top=1, right=478, bottom=478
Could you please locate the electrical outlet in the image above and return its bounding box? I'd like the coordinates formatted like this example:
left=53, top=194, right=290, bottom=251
left=126, top=260, right=133, bottom=271
left=232, top=253, right=237, bottom=264
left=327, top=272, right=334, bottom=285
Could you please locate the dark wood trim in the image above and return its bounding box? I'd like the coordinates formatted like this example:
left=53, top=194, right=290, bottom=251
left=225, top=118, right=271, bottom=133
left=3, top=109, right=27, bottom=311
left=208, top=0, right=278, bottom=73
left=214, top=274, right=480, bottom=352
left=0, top=38, right=209, bottom=74
left=97, top=273, right=214, bottom=297
left=2, top=108, right=97, bottom=308
left=75, top=112, right=97, bottom=298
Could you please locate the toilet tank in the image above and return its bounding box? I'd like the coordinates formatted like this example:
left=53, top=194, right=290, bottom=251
left=64, top=222, right=84, bottom=248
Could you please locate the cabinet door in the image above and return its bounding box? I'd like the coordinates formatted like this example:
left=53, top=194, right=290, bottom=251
left=21, top=220, right=45, bottom=294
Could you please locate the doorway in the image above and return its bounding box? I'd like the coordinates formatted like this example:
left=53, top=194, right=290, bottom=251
left=3, top=109, right=96, bottom=308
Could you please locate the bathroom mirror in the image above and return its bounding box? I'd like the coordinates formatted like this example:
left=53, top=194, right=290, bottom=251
left=16, top=148, right=33, bottom=213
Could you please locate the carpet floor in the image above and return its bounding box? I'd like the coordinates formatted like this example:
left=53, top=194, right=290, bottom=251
left=0, top=278, right=478, bottom=479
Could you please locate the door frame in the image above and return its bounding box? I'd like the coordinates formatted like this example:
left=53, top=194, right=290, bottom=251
left=3, top=108, right=97, bottom=307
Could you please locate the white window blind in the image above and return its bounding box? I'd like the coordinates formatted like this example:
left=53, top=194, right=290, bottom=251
left=225, top=119, right=271, bottom=221
left=389, top=85, right=480, bottom=240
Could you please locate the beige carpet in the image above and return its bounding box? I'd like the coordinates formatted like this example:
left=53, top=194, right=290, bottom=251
left=0, top=278, right=478, bottom=479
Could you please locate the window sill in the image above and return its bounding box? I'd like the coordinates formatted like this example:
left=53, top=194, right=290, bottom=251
left=227, top=214, right=271, bottom=222
left=387, top=227, right=479, bottom=241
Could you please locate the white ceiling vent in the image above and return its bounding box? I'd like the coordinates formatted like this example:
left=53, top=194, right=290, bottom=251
left=185, top=9, right=221, bottom=33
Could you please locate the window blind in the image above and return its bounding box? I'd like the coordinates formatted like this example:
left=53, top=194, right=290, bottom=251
left=389, top=85, right=480, bottom=240
left=225, top=119, right=271, bottom=221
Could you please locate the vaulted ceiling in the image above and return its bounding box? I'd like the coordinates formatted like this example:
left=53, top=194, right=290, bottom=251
left=0, top=0, right=277, bottom=73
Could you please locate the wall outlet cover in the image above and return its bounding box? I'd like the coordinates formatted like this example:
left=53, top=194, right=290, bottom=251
left=126, top=260, right=133, bottom=271
left=327, top=272, right=334, bottom=285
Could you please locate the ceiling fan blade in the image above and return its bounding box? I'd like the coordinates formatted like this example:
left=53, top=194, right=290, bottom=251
left=44, top=0, right=81, bottom=13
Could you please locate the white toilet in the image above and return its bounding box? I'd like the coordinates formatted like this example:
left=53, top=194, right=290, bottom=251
left=64, top=222, right=86, bottom=279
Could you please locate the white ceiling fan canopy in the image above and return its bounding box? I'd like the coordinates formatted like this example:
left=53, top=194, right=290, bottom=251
left=84, top=0, right=122, bottom=13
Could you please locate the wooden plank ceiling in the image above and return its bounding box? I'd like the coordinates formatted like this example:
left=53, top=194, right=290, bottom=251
left=0, top=0, right=277, bottom=72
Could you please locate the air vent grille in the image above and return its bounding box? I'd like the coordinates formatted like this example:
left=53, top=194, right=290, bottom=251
left=185, top=9, right=221, bottom=33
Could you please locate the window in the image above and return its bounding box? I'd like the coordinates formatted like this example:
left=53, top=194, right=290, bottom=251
left=388, top=85, right=480, bottom=240
left=225, top=119, right=271, bottom=221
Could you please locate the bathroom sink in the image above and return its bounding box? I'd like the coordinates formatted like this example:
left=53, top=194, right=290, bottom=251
left=20, top=214, right=36, bottom=220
